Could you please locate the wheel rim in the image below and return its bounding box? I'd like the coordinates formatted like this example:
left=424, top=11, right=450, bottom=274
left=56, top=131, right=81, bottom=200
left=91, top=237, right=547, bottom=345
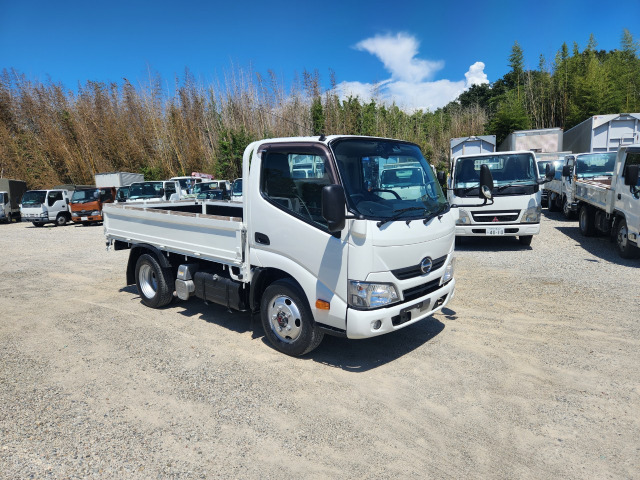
left=139, top=263, right=158, bottom=299
left=617, top=223, right=628, bottom=250
left=268, top=295, right=302, bottom=343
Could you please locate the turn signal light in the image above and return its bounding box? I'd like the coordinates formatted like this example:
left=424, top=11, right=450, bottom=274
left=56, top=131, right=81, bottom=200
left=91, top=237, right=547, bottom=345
left=315, top=299, right=330, bottom=310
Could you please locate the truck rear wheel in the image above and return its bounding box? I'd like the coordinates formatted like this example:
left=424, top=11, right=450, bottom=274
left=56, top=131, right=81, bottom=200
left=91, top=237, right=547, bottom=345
left=260, top=279, right=324, bottom=356
left=135, top=253, right=175, bottom=308
left=615, top=218, right=640, bottom=259
left=578, top=205, right=596, bottom=236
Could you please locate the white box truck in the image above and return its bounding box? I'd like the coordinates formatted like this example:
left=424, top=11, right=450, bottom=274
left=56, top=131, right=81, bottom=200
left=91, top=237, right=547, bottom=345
left=0, top=178, right=28, bottom=223
left=563, top=113, right=640, bottom=153
left=104, top=136, right=494, bottom=356
left=95, top=172, right=144, bottom=188
left=498, top=128, right=563, bottom=152
left=450, top=135, right=496, bottom=160
left=573, top=144, right=640, bottom=258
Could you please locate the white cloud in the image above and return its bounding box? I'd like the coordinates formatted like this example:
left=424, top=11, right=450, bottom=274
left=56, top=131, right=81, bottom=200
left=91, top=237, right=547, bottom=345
left=465, top=61, right=489, bottom=87
left=355, top=33, right=444, bottom=83
left=337, top=33, right=489, bottom=111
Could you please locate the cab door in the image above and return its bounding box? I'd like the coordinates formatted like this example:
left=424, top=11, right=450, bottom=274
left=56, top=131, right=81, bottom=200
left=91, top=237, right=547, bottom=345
left=617, top=148, right=640, bottom=239
left=46, top=191, right=66, bottom=219
left=247, top=143, right=349, bottom=331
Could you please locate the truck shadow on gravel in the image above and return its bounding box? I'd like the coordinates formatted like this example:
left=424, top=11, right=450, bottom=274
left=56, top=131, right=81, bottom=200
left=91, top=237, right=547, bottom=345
left=554, top=226, right=639, bottom=267
left=455, top=236, right=532, bottom=251
left=173, top=297, right=447, bottom=371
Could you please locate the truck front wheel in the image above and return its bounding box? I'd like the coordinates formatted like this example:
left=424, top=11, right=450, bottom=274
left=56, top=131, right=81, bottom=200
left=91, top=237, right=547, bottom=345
left=260, top=279, right=324, bottom=356
left=55, top=214, right=67, bottom=226
left=615, top=218, right=640, bottom=259
left=578, top=206, right=596, bottom=236
left=135, top=253, right=175, bottom=308
left=562, top=197, right=574, bottom=219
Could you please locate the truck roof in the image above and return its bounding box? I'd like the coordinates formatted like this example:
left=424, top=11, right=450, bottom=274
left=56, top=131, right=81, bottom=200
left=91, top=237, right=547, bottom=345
left=454, top=150, right=536, bottom=160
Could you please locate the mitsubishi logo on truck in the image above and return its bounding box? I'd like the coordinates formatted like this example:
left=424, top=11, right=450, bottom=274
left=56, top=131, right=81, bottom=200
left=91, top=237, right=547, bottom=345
left=420, top=257, right=433, bottom=274
left=492, top=216, right=499, bottom=222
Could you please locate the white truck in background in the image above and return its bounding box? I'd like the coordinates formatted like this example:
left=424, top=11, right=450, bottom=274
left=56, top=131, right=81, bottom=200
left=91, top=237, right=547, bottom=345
left=448, top=151, right=554, bottom=246
left=95, top=172, right=144, bottom=189
left=104, top=135, right=494, bottom=356
left=546, top=151, right=617, bottom=218
left=574, top=144, right=640, bottom=258
left=20, top=189, right=73, bottom=226
left=0, top=178, right=28, bottom=223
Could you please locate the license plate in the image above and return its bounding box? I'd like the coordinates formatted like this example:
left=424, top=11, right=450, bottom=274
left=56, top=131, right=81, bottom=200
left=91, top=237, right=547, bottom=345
left=81, top=216, right=88, bottom=221
left=487, top=227, right=505, bottom=235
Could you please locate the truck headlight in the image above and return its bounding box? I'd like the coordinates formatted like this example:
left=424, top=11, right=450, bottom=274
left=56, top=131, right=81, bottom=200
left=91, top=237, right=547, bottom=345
left=456, top=208, right=471, bottom=225
left=91, top=210, right=101, bottom=216
left=441, top=257, right=455, bottom=285
left=521, top=205, right=541, bottom=223
left=348, top=281, right=399, bottom=309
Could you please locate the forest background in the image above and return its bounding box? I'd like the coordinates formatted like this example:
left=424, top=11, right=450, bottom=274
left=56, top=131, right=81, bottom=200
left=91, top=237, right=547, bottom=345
left=1, top=30, right=639, bottom=188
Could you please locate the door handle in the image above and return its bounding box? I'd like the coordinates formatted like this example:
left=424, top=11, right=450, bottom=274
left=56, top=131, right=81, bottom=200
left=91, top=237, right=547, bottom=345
left=255, top=232, right=270, bottom=245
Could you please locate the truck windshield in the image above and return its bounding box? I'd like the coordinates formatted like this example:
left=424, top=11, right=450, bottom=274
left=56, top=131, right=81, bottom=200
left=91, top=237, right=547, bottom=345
left=0, top=193, right=6, bottom=204
left=128, top=182, right=164, bottom=199
left=21, top=190, right=47, bottom=206
left=454, top=153, right=537, bottom=189
left=71, top=189, right=99, bottom=203
left=331, top=138, right=447, bottom=221
left=575, top=152, right=616, bottom=178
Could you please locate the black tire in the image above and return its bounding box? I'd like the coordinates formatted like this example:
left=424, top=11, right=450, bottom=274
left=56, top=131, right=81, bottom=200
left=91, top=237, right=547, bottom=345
left=135, top=253, right=175, bottom=308
left=548, top=193, right=558, bottom=212
left=518, top=235, right=533, bottom=246
left=615, top=218, right=640, bottom=259
left=578, top=205, right=596, bottom=236
left=55, top=214, right=67, bottom=226
left=14, top=213, right=20, bottom=222
left=33, top=222, right=44, bottom=227
left=562, top=197, right=574, bottom=219
left=260, top=278, right=324, bottom=356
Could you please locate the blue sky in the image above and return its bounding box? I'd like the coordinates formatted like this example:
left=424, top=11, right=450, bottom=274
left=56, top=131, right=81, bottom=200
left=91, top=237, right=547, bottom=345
left=1, top=0, right=638, bottom=111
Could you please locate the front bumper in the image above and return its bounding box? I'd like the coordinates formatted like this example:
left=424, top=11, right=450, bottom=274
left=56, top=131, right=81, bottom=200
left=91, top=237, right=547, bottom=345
left=345, top=278, right=455, bottom=339
left=21, top=213, right=49, bottom=222
left=72, top=215, right=103, bottom=223
left=455, top=223, right=540, bottom=237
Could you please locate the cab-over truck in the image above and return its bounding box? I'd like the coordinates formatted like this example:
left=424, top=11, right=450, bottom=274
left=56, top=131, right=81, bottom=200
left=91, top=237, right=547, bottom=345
left=104, top=136, right=494, bottom=356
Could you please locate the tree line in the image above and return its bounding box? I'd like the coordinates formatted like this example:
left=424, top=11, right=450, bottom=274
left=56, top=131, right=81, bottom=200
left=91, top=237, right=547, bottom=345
left=0, top=29, right=638, bottom=188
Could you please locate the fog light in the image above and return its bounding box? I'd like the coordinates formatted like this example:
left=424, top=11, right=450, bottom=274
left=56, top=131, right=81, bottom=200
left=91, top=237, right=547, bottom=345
left=372, top=320, right=382, bottom=330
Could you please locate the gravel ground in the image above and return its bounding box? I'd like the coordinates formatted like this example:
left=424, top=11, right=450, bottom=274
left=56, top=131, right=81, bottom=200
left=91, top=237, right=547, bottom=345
left=0, top=211, right=639, bottom=479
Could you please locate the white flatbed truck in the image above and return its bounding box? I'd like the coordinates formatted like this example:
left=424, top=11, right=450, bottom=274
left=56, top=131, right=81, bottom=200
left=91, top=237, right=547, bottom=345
left=574, top=144, right=640, bottom=258
left=104, top=135, right=494, bottom=356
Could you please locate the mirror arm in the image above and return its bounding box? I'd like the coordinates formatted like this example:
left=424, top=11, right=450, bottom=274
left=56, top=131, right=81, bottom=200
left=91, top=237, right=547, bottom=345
left=345, top=214, right=365, bottom=220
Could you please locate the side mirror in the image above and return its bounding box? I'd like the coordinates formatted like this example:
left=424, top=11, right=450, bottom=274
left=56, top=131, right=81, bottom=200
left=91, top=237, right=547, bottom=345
left=562, top=165, right=572, bottom=177
left=322, top=184, right=346, bottom=233
left=479, top=164, right=494, bottom=200
left=544, top=163, right=555, bottom=183
left=436, top=171, right=446, bottom=186
left=624, top=164, right=639, bottom=186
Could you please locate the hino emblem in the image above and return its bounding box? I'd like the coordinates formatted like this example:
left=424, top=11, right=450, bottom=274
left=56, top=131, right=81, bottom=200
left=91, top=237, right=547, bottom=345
left=420, top=257, right=433, bottom=274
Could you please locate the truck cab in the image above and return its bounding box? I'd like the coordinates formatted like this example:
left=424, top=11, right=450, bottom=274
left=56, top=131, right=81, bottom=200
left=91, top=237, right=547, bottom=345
left=20, top=189, right=72, bottom=226
left=449, top=151, right=551, bottom=246
left=125, top=181, right=180, bottom=202
left=70, top=187, right=116, bottom=225
left=170, top=176, right=203, bottom=196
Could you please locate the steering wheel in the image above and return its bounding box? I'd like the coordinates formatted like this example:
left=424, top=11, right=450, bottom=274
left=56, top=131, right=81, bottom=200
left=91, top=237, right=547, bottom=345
left=371, top=188, right=401, bottom=200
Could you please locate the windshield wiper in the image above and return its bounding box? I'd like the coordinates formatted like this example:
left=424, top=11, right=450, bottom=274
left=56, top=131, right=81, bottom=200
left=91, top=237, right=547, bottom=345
left=377, top=206, right=427, bottom=228
left=495, top=180, right=534, bottom=192
left=422, top=203, right=450, bottom=225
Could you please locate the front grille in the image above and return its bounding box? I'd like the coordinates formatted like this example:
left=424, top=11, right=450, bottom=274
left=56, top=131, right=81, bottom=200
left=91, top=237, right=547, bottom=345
left=391, top=255, right=447, bottom=280
left=471, top=210, right=520, bottom=223
left=402, top=278, right=441, bottom=302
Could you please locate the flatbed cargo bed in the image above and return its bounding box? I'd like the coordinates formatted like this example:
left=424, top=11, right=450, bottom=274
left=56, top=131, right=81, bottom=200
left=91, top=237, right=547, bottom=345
left=104, top=200, right=245, bottom=269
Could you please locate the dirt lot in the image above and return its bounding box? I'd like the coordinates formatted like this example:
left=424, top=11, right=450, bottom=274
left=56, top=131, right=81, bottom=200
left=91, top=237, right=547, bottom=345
left=1, top=212, right=639, bottom=479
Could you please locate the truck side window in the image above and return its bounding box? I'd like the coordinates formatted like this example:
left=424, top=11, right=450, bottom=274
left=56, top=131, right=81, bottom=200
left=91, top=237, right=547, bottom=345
left=47, top=191, right=62, bottom=206
left=165, top=183, right=176, bottom=197
left=624, top=152, right=640, bottom=186
left=261, top=151, right=334, bottom=229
